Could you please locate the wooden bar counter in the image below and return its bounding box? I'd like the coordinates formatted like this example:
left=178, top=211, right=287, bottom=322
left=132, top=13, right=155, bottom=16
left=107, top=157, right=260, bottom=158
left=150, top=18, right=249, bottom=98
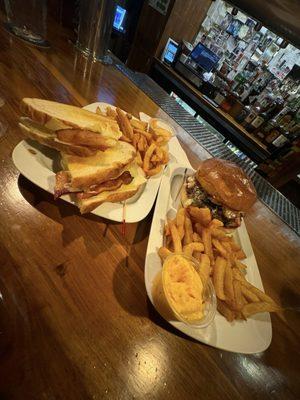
left=0, top=21, right=300, bottom=400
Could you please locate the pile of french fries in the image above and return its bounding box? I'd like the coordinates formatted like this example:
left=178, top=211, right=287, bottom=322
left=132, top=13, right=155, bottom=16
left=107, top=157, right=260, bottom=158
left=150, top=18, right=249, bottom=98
left=158, top=205, right=281, bottom=322
left=96, top=106, right=170, bottom=177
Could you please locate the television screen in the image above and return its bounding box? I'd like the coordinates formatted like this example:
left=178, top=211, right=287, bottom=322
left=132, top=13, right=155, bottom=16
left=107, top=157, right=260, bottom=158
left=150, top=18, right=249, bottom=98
left=113, top=5, right=127, bottom=32
left=190, top=43, right=220, bottom=72
left=164, top=41, right=179, bottom=64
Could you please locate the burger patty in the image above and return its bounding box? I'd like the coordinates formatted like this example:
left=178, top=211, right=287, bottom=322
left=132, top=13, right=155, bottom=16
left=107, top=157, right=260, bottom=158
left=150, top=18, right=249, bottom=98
left=184, top=176, right=244, bottom=228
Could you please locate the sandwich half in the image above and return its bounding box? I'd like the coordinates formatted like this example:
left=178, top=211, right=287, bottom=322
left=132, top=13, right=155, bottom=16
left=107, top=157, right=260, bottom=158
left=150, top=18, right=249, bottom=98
left=19, top=98, right=122, bottom=156
left=54, top=141, right=146, bottom=213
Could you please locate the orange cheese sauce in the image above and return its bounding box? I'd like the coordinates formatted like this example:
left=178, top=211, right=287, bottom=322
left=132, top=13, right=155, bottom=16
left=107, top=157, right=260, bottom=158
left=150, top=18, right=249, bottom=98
left=163, top=255, right=203, bottom=322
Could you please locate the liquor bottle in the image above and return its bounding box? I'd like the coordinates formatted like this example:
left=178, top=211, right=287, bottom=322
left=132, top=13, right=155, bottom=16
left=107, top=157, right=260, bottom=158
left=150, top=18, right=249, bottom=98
left=247, top=112, right=265, bottom=132
left=242, top=105, right=261, bottom=129
left=240, top=84, right=251, bottom=102
left=278, top=108, right=298, bottom=129
left=246, top=100, right=280, bottom=133
left=235, top=105, right=251, bottom=124
left=253, top=99, right=284, bottom=137
left=264, top=125, right=286, bottom=145
left=267, top=132, right=299, bottom=159
left=270, top=132, right=290, bottom=150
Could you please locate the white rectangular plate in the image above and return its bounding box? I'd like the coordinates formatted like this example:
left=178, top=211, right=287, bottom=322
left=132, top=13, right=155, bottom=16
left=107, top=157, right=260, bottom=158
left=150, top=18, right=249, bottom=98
left=12, top=102, right=190, bottom=223
left=145, top=165, right=272, bottom=354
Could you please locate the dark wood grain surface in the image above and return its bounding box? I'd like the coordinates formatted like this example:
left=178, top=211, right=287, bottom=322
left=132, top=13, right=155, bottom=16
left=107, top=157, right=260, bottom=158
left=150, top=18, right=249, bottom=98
left=0, top=18, right=300, bottom=400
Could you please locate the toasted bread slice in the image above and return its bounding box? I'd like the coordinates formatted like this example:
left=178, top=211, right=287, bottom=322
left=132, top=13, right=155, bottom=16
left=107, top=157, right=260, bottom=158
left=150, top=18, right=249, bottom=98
left=19, top=118, right=97, bottom=157
left=61, top=141, right=136, bottom=189
left=77, top=163, right=146, bottom=213
left=21, top=98, right=122, bottom=140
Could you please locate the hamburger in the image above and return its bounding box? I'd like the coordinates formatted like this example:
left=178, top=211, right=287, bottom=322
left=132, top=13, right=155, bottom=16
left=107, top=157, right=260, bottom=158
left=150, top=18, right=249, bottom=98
left=182, top=158, right=257, bottom=228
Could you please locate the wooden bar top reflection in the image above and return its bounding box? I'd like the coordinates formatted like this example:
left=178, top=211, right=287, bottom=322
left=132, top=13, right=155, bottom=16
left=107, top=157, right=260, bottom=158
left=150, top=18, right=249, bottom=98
left=0, top=18, right=300, bottom=400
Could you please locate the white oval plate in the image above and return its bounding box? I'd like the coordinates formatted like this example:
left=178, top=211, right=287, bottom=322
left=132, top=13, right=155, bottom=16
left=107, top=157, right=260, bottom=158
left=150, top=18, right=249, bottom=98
left=145, top=165, right=272, bottom=354
left=12, top=102, right=190, bottom=222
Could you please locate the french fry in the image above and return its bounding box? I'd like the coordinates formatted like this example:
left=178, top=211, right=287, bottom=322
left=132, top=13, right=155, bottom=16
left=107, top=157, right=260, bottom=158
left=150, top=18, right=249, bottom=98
left=143, top=143, right=156, bottom=172
left=235, top=311, right=246, bottom=321
left=184, top=215, right=193, bottom=245
left=133, top=127, right=152, bottom=142
left=146, top=165, right=163, bottom=177
left=217, top=299, right=235, bottom=322
left=150, top=120, right=158, bottom=129
left=151, top=155, right=160, bottom=163
left=116, top=108, right=133, bottom=140
left=166, top=235, right=173, bottom=251
left=232, top=267, right=247, bottom=283
left=153, top=127, right=171, bottom=139
left=135, top=150, right=143, bottom=167
left=176, top=208, right=185, bottom=240
left=233, top=280, right=244, bottom=311
left=232, top=269, right=276, bottom=305
left=188, top=206, right=212, bottom=226
left=244, top=283, right=277, bottom=305
left=228, top=240, right=241, bottom=252
left=202, top=228, right=214, bottom=264
left=219, top=227, right=234, bottom=234
left=199, top=254, right=210, bottom=287
left=120, top=134, right=132, bottom=143
left=213, top=256, right=226, bottom=300
left=242, top=302, right=282, bottom=319
left=194, top=223, right=203, bottom=236
left=169, top=222, right=182, bottom=254
left=219, top=236, right=231, bottom=242
left=132, top=132, right=140, bottom=149
left=156, top=136, right=165, bottom=145
left=158, top=246, right=172, bottom=262
left=224, top=261, right=234, bottom=303
left=155, top=146, right=164, bottom=161
left=209, top=219, right=224, bottom=229
left=212, top=238, right=228, bottom=258
left=164, top=222, right=171, bottom=236
left=106, top=106, right=117, bottom=119
left=161, top=148, right=169, bottom=164
left=221, top=241, right=232, bottom=255
left=131, top=119, right=148, bottom=130
left=234, top=249, right=247, bottom=260
left=240, top=285, right=260, bottom=303
left=192, top=232, right=202, bottom=242
left=181, top=185, right=188, bottom=207
left=211, top=228, right=228, bottom=239
left=183, top=242, right=204, bottom=258
left=137, top=135, right=146, bottom=152
left=235, top=260, right=247, bottom=270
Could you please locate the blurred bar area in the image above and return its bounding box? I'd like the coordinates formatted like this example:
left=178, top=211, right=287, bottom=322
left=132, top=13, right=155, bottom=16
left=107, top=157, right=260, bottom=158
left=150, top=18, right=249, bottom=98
left=144, top=0, right=300, bottom=207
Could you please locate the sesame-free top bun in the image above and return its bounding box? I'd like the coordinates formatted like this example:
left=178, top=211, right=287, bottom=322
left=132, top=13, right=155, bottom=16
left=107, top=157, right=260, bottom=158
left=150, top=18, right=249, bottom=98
left=196, top=158, right=257, bottom=211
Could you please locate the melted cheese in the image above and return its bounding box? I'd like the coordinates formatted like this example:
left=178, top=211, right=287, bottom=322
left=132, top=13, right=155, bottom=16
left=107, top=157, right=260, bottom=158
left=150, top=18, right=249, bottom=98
left=163, top=255, right=203, bottom=322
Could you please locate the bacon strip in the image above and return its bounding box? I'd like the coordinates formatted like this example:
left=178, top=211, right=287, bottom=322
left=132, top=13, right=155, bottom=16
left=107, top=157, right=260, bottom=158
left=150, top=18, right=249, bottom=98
left=77, top=171, right=133, bottom=200
left=54, top=171, right=71, bottom=199
left=55, top=171, right=133, bottom=201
